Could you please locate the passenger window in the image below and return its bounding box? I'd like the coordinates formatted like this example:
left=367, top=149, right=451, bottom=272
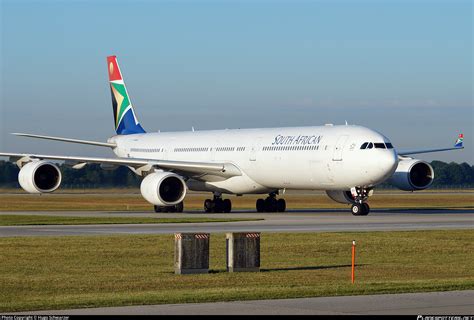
left=360, top=142, right=368, bottom=149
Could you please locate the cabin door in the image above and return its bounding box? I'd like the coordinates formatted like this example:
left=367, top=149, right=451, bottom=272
left=249, top=138, right=262, bottom=161
left=332, top=135, right=348, bottom=161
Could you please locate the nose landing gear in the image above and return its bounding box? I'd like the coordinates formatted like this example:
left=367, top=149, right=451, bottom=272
left=350, top=187, right=372, bottom=216
left=351, top=202, right=370, bottom=216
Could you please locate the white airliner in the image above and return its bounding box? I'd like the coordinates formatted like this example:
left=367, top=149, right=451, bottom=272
left=0, top=56, right=464, bottom=215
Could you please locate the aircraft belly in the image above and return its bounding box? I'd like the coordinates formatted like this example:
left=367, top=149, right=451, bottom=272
left=245, top=153, right=330, bottom=190
left=187, top=174, right=269, bottom=194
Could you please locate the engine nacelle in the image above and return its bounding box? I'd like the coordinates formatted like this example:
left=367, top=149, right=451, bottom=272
left=18, top=161, right=62, bottom=194
left=388, top=159, right=434, bottom=191
left=140, top=172, right=187, bottom=206
left=326, top=190, right=355, bottom=204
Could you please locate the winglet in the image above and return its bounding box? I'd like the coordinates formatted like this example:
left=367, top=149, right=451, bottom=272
left=454, top=133, right=464, bottom=148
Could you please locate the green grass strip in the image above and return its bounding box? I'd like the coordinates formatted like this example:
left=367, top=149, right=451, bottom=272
left=0, top=214, right=263, bottom=226
left=0, top=230, right=473, bottom=312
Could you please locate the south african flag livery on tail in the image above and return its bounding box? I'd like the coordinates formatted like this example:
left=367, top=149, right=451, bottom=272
left=455, top=134, right=464, bottom=148
left=107, top=56, right=146, bottom=135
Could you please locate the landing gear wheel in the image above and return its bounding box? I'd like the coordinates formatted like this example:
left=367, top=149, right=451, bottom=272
left=264, top=197, right=277, bottom=212
left=175, top=202, right=184, bottom=213
left=213, top=198, right=223, bottom=213
left=351, top=204, right=362, bottom=216
left=256, top=194, right=287, bottom=212
left=277, top=198, right=286, bottom=212
left=154, top=203, right=183, bottom=213
left=204, top=199, right=213, bottom=213
left=256, top=199, right=265, bottom=212
left=155, top=205, right=173, bottom=213
left=203, top=195, right=232, bottom=213
left=361, top=203, right=370, bottom=216
left=349, top=186, right=373, bottom=216
left=223, top=199, right=232, bottom=213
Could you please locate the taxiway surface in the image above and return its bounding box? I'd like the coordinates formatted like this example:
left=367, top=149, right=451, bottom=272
left=10, top=290, right=474, bottom=315
left=1, top=208, right=472, bottom=237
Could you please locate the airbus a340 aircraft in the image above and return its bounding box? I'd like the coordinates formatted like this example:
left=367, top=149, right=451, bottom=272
left=0, top=56, right=464, bottom=215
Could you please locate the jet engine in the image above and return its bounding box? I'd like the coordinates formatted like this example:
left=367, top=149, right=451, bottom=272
left=140, top=171, right=187, bottom=206
left=18, top=161, right=62, bottom=193
left=326, top=190, right=355, bottom=204
left=388, top=159, right=434, bottom=191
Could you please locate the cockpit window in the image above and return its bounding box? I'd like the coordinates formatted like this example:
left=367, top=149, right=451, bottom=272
left=361, top=142, right=393, bottom=150
left=374, top=143, right=386, bottom=149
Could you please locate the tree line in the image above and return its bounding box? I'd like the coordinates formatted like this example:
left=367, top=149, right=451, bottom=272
left=0, top=160, right=473, bottom=189
left=0, top=162, right=141, bottom=189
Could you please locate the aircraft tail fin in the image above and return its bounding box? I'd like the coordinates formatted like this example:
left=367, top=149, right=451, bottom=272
left=107, top=56, right=146, bottom=135
left=454, top=133, right=464, bottom=148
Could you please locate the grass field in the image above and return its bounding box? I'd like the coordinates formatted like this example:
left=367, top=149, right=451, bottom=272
left=0, top=191, right=473, bottom=212
left=0, top=215, right=262, bottom=226
left=0, top=230, right=473, bottom=312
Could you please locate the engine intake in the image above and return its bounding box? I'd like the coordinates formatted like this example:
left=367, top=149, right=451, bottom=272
left=140, top=172, right=187, bottom=206
left=18, top=161, right=62, bottom=193
left=388, top=159, right=434, bottom=191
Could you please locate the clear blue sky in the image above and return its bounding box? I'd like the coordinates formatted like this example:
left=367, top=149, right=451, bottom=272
left=1, top=0, right=472, bottom=163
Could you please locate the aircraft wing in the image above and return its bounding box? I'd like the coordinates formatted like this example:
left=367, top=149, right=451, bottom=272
left=11, top=133, right=117, bottom=148
left=397, top=133, right=464, bottom=156
left=0, top=152, right=242, bottom=179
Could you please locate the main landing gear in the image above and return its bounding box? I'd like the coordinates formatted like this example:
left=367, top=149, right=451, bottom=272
left=256, top=193, right=286, bottom=213
left=204, top=194, right=232, bottom=213
left=350, top=187, right=371, bottom=216
left=154, top=202, right=184, bottom=213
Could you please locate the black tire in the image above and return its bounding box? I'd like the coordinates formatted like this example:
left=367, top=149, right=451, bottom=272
left=204, top=199, right=213, bottom=213
left=223, top=199, right=232, bottom=213
left=154, top=205, right=163, bottom=213
left=256, top=199, right=265, bottom=212
left=361, top=203, right=370, bottom=216
left=264, top=198, right=271, bottom=212
left=351, top=204, right=362, bottom=216
left=175, top=202, right=184, bottom=213
left=264, top=197, right=277, bottom=212
left=214, top=198, right=224, bottom=213
left=277, top=199, right=286, bottom=212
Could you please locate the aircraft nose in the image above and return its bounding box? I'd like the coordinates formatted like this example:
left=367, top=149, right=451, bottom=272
left=378, top=149, right=398, bottom=179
